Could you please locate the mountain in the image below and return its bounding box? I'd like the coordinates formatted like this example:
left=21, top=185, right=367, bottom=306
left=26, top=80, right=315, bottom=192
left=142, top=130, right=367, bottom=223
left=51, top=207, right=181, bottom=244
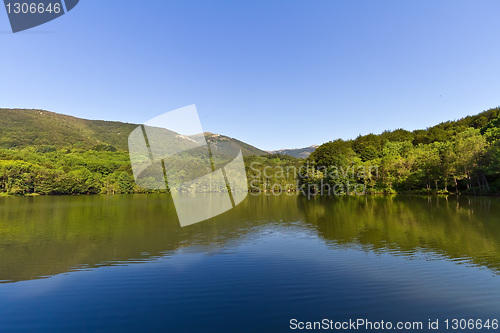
left=270, top=145, right=318, bottom=158
left=203, top=132, right=269, bottom=157
left=0, top=109, right=269, bottom=156
left=0, top=109, right=136, bottom=150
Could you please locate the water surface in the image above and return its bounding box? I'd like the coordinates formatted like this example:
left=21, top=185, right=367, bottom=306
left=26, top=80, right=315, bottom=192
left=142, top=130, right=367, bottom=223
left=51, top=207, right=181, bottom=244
left=0, top=194, right=499, bottom=332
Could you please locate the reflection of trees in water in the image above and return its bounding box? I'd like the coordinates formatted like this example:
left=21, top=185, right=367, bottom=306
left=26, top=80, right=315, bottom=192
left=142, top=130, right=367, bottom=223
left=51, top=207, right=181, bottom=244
left=0, top=194, right=303, bottom=283
left=1, top=194, right=499, bottom=283
left=298, top=195, right=500, bottom=273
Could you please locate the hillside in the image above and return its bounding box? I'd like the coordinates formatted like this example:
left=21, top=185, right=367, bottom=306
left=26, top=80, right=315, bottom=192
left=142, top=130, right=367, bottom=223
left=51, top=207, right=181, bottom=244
left=203, top=132, right=269, bottom=157
left=306, top=106, right=500, bottom=194
left=0, top=109, right=135, bottom=150
left=1, top=106, right=500, bottom=196
left=0, top=109, right=268, bottom=156
left=271, top=145, right=318, bottom=158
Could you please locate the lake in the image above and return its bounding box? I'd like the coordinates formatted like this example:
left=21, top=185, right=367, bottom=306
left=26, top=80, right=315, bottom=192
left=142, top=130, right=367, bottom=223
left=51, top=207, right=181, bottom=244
left=0, top=194, right=499, bottom=332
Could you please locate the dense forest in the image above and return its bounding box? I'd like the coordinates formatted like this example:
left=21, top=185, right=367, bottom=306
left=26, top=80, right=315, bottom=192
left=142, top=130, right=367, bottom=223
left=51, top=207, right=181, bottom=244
left=303, top=106, right=500, bottom=195
left=0, top=146, right=300, bottom=195
left=0, top=108, right=288, bottom=195
left=0, top=107, right=499, bottom=196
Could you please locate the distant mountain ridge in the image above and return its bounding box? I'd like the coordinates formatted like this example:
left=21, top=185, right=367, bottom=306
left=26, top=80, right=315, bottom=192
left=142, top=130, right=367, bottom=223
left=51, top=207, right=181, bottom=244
left=0, top=109, right=269, bottom=156
left=270, top=145, right=318, bottom=158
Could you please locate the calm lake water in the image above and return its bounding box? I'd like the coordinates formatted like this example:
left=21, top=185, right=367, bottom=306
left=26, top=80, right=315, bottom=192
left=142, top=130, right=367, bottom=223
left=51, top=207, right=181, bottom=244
left=0, top=194, right=499, bottom=332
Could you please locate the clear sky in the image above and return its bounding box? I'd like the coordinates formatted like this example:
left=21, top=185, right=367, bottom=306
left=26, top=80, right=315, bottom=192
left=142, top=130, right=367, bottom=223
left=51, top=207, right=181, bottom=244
left=1, top=0, right=500, bottom=150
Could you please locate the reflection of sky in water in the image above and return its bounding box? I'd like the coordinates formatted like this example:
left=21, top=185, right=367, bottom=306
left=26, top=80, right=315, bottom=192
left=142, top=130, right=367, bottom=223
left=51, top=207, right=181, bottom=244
left=1, top=227, right=499, bottom=332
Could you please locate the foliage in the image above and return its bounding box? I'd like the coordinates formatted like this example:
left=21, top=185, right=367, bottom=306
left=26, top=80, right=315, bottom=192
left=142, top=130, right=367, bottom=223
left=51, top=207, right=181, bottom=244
left=0, top=149, right=146, bottom=195
left=1, top=106, right=500, bottom=196
left=0, top=146, right=300, bottom=195
left=304, top=107, right=500, bottom=195
left=244, top=154, right=303, bottom=193
left=0, top=109, right=269, bottom=156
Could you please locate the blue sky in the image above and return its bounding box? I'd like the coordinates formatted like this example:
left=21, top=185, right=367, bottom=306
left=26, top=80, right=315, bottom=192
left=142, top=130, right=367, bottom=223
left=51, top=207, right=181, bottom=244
left=1, top=0, right=500, bottom=150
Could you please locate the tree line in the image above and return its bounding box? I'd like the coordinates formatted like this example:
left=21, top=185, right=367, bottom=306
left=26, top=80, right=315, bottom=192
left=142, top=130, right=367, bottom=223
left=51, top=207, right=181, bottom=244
left=0, top=145, right=302, bottom=195
left=303, top=107, right=500, bottom=195
left=1, top=107, right=499, bottom=196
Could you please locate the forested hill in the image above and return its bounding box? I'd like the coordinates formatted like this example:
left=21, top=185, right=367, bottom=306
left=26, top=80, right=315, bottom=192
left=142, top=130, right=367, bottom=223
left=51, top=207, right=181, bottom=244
left=311, top=106, right=500, bottom=163
left=0, top=109, right=268, bottom=156
left=305, top=106, right=500, bottom=194
left=0, top=109, right=136, bottom=150
left=1, top=106, right=500, bottom=195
